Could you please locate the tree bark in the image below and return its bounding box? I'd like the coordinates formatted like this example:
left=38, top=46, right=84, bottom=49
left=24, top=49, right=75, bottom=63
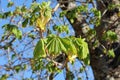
left=92, top=0, right=120, bottom=80
left=58, top=0, right=120, bottom=80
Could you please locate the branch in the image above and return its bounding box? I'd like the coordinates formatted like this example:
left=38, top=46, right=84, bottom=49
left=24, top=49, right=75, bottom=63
left=79, top=61, right=89, bottom=80
left=0, top=37, right=16, bottom=49
left=49, top=73, right=54, bottom=80
left=52, top=3, right=60, bottom=13
left=107, top=18, right=120, bottom=31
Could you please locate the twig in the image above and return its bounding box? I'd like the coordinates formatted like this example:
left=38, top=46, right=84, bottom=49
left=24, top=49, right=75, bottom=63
left=79, top=61, right=89, bottom=80
left=52, top=3, right=60, bottom=13
left=107, top=18, right=120, bottom=31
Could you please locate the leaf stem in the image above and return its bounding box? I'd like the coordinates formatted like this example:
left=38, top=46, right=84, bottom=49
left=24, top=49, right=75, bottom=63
left=39, top=29, right=44, bottom=39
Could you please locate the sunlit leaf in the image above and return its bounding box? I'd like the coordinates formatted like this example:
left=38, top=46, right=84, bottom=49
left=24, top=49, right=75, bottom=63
left=36, top=1, right=52, bottom=31
left=60, top=38, right=77, bottom=54
left=12, top=28, right=22, bottom=39
left=60, top=38, right=77, bottom=62
left=34, top=39, right=46, bottom=58
left=108, top=49, right=115, bottom=58
left=30, top=2, right=40, bottom=10
left=59, top=11, right=67, bottom=17
left=83, top=54, right=90, bottom=65
left=74, top=38, right=89, bottom=59
left=46, top=36, right=63, bottom=55
left=103, top=30, right=117, bottom=41
left=14, top=6, right=22, bottom=15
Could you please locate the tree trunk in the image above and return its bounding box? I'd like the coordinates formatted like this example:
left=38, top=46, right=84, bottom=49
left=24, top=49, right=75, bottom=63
left=58, top=0, right=120, bottom=80
left=92, top=0, right=120, bottom=80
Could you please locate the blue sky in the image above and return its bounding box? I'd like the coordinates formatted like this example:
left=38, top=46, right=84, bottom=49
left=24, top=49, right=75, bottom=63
left=0, top=0, right=94, bottom=80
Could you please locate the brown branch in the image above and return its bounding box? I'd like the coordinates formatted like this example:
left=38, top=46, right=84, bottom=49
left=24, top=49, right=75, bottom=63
left=79, top=61, right=89, bottom=80
left=0, top=37, right=16, bottom=49
left=49, top=73, right=54, bottom=80
left=107, top=18, right=120, bottom=31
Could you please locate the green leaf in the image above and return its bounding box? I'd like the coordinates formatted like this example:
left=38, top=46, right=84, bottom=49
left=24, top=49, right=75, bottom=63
left=0, top=13, right=3, bottom=18
left=78, top=78, right=82, bottom=80
left=90, top=8, right=101, bottom=26
left=108, top=49, right=115, bottom=58
left=98, top=11, right=101, bottom=19
left=76, top=5, right=88, bottom=13
left=30, top=58, right=44, bottom=71
left=46, top=62, right=57, bottom=72
left=46, top=36, right=61, bottom=55
left=59, top=11, right=67, bottom=17
left=11, top=54, right=16, bottom=60
left=28, top=34, right=35, bottom=39
left=80, top=67, right=85, bottom=72
left=14, top=6, right=22, bottom=15
left=66, top=71, right=74, bottom=80
left=3, top=11, right=13, bottom=18
left=21, top=6, right=27, bottom=12
left=58, top=38, right=67, bottom=52
left=7, top=1, right=14, bottom=7
left=30, top=2, right=39, bottom=10
left=103, top=30, right=117, bottom=41
left=22, top=18, right=28, bottom=28
left=0, top=74, right=9, bottom=80
left=74, top=38, right=89, bottom=59
left=39, top=1, right=52, bottom=17
left=14, top=65, right=21, bottom=73
left=12, top=28, right=22, bottom=39
left=34, top=39, right=46, bottom=58
left=2, top=24, right=16, bottom=31
left=70, top=19, right=74, bottom=23
left=2, top=24, right=22, bottom=39
left=60, top=38, right=77, bottom=54
left=83, top=54, right=90, bottom=65
left=23, top=64, right=27, bottom=70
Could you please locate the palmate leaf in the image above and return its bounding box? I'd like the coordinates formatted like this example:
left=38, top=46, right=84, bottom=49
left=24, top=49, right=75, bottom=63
left=34, top=39, right=46, bottom=58
left=60, top=38, right=77, bottom=62
left=34, top=35, right=89, bottom=64
left=46, top=36, right=67, bottom=55
left=83, top=54, right=90, bottom=65
left=60, top=38, right=77, bottom=54
left=46, top=36, right=78, bottom=62
left=74, top=38, right=89, bottom=59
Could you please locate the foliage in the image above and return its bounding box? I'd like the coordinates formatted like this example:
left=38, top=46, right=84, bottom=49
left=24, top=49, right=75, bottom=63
left=36, top=2, right=52, bottom=31
left=0, top=0, right=119, bottom=80
left=103, top=30, right=118, bottom=42
left=33, top=35, right=89, bottom=70
left=108, top=49, right=115, bottom=58
left=2, top=24, right=22, bottom=39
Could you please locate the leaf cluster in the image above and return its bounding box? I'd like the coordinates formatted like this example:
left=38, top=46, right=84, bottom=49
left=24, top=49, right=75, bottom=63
left=2, top=24, right=22, bottom=39
left=33, top=35, right=90, bottom=72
